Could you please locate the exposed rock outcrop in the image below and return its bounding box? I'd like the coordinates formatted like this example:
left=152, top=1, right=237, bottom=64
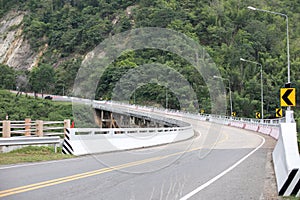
left=0, top=11, right=39, bottom=70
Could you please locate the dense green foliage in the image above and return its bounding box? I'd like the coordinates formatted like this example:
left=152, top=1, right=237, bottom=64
left=29, top=64, right=55, bottom=93
left=0, top=0, right=300, bottom=122
left=0, top=90, right=72, bottom=121
left=0, top=64, right=15, bottom=90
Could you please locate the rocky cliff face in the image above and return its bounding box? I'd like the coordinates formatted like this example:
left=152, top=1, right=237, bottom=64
left=0, top=11, right=39, bottom=70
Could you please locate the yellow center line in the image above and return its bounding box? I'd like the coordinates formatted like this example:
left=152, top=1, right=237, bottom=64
left=0, top=132, right=229, bottom=198
left=0, top=156, right=163, bottom=197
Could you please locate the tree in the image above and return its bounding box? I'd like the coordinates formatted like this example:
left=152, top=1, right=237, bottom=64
left=29, top=64, right=55, bottom=96
left=0, top=64, right=15, bottom=90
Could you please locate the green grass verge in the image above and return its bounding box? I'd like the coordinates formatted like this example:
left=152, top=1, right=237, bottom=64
left=283, top=197, right=299, bottom=200
left=0, top=146, right=74, bottom=165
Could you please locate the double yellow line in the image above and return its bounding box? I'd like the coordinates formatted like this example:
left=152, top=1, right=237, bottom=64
left=0, top=149, right=191, bottom=197
left=0, top=132, right=229, bottom=198
left=0, top=167, right=114, bottom=197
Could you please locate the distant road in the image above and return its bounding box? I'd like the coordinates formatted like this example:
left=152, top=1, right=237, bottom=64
left=0, top=102, right=277, bottom=199
left=9, top=90, right=67, bottom=101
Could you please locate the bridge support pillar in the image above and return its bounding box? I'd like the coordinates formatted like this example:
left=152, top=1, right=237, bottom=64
left=109, top=112, right=113, bottom=128
left=130, top=116, right=135, bottom=126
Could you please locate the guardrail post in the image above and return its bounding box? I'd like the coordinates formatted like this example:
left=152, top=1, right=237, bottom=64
left=36, top=120, right=43, bottom=137
left=3, top=120, right=11, bottom=138
left=25, top=118, right=31, bottom=136
left=64, top=119, right=70, bottom=135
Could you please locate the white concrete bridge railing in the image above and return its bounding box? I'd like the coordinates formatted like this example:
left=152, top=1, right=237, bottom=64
left=62, top=126, right=193, bottom=156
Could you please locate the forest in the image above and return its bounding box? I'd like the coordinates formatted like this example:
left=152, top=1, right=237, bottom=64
left=0, top=0, right=299, bottom=123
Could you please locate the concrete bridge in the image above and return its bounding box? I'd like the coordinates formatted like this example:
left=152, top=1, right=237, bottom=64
left=0, top=96, right=298, bottom=198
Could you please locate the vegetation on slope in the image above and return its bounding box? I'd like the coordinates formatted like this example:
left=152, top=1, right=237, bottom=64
left=0, top=90, right=72, bottom=121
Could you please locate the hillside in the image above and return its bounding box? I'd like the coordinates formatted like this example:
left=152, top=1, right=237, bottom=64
left=0, top=0, right=300, bottom=124
left=0, top=90, right=72, bottom=121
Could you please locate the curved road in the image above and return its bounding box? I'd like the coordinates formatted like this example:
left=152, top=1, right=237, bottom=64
left=0, top=109, right=277, bottom=199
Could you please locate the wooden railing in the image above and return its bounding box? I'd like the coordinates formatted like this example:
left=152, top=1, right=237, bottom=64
left=0, top=119, right=70, bottom=138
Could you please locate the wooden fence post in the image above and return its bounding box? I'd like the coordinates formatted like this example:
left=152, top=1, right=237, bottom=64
left=36, top=120, right=43, bottom=137
left=64, top=119, right=70, bottom=135
left=3, top=120, right=11, bottom=138
left=25, top=118, right=31, bottom=136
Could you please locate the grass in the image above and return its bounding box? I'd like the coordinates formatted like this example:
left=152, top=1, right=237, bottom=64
left=283, top=197, right=300, bottom=200
left=0, top=146, right=74, bottom=165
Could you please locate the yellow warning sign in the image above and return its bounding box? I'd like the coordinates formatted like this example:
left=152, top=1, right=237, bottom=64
left=280, top=88, right=296, bottom=107
left=256, top=112, right=261, bottom=119
left=276, top=108, right=282, bottom=118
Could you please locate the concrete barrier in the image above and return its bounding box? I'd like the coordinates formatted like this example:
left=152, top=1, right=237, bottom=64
left=257, top=125, right=272, bottom=135
left=63, top=126, right=194, bottom=156
left=244, top=123, right=259, bottom=132
left=272, top=123, right=300, bottom=197
left=229, top=121, right=245, bottom=129
left=270, top=127, right=280, bottom=140
left=209, top=117, right=230, bottom=125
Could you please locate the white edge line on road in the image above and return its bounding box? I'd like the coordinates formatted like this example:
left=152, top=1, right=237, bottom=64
left=179, top=134, right=266, bottom=200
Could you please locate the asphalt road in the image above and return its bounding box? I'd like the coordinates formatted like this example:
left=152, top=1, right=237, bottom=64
left=0, top=108, right=277, bottom=200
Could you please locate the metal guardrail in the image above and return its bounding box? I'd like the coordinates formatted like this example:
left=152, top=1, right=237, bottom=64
left=0, top=136, right=61, bottom=153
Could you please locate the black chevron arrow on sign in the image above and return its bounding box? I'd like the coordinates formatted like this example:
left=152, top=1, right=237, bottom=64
left=256, top=112, right=260, bottom=119
left=276, top=109, right=282, bottom=117
left=282, top=89, right=293, bottom=105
